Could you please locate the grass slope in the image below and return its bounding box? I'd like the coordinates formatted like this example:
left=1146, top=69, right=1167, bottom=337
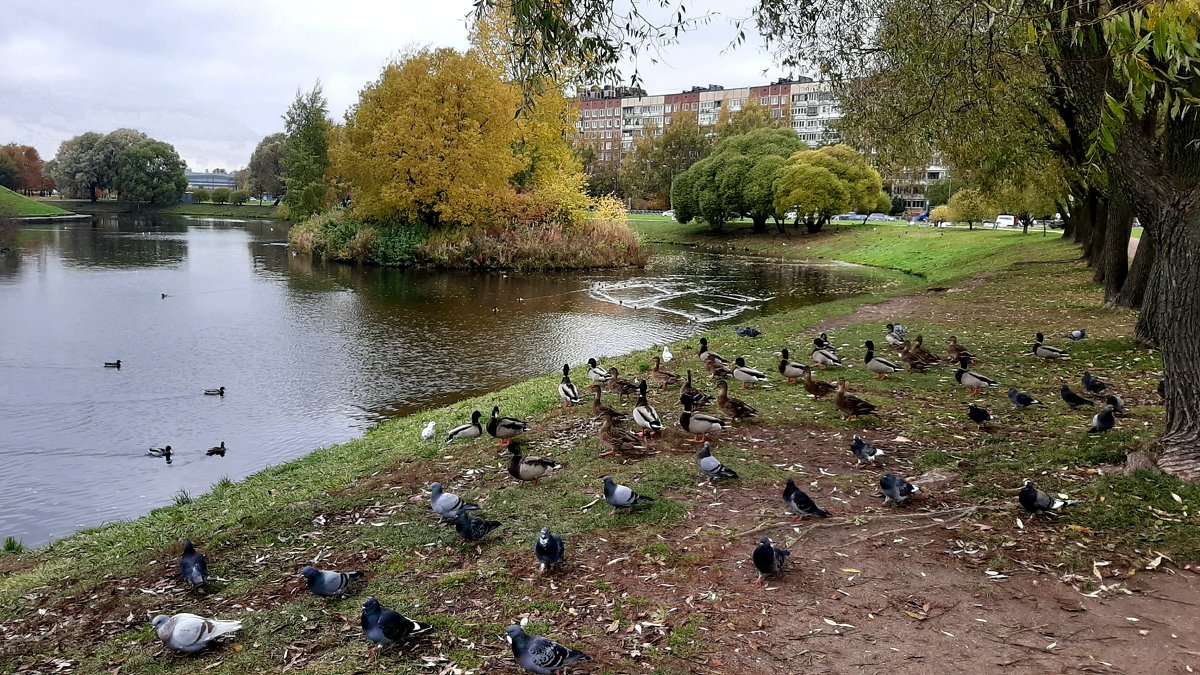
left=1, top=231, right=1192, bottom=674
left=0, top=187, right=71, bottom=217
left=43, top=199, right=283, bottom=220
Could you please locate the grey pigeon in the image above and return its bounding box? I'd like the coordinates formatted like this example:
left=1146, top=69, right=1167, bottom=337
left=152, top=613, right=242, bottom=653
left=1088, top=405, right=1116, bottom=433
left=735, top=326, right=761, bottom=338
left=456, top=509, right=501, bottom=541
left=430, top=482, right=479, bottom=521
left=850, top=435, right=883, bottom=464
left=506, top=624, right=591, bottom=674
left=1106, top=393, right=1126, bottom=414
left=1008, top=387, right=1044, bottom=408
left=534, top=527, right=564, bottom=573
left=361, top=596, right=432, bottom=648
left=602, top=476, right=654, bottom=513
left=1060, top=383, right=1095, bottom=409
left=783, top=478, right=829, bottom=518
left=880, top=471, right=920, bottom=504
left=1066, top=329, right=1086, bottom=340
left=696, top=441, right=738, bottom=483
left=179, top=540, right=208, bottom=588
left=752, top=536, right=790, bottom=585
left=301, top=565, right=364, bottom=597
left=1082, top=370, right=1111, bottom=394
left=1018, top=479, right=1066, bottom=515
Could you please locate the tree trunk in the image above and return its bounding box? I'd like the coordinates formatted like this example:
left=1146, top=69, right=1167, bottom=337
left=89, top=184, right=97, bottom=203
left=752, top=216, right=767, bottom=234
left=1097, top=193, right=1132, bottom=299
left=1111, top=219, right=1154, bottom=309
left=1084, top=194, right=1108, bottom=267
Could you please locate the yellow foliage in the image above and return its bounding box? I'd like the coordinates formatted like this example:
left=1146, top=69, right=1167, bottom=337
left=333, top=48, right=523, bottom=226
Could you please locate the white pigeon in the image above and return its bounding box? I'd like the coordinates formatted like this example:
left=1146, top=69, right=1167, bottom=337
left=662, top=345, right=673, bottom=363
left=420, top=421, right=436, bottom=441
left=152, top=613, right=242, bottom=653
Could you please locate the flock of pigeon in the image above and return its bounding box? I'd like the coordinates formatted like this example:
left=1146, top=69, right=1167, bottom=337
left=148, top=321, right=1154, bottom=670
left=102, top=359, right=229, bottom=464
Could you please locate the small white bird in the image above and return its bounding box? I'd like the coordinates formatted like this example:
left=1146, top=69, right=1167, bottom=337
left=662, top=344, right=673, bottom=363
left=420, top=421, right=436, bottom=441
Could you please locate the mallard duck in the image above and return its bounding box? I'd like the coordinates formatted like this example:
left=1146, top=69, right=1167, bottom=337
left=732, top=356, right=767, bottom=388
left=698, top=337, right=729, bottom=365
left=204, top=386, right=225, bottom=396
left=1033, top=332, right=1069, bottom=360
left=445, top=411, right=483, bottom=443
left=148, top=445, right=172, bottom=458
left=558, top=364, right=581, bottom=407
left=705, top=358, right=733, bottom=379
left=507, top=445, right=561, bottom=484
left=814, top=332, right=838, bottom=354
left=716, top=379, right=757, bottom=420
left=777, top=348, right=807, bottom=384
left=899, top=341, right=932, bottom=372
left=884, top=323, right=905, bottom=346
left=864, top=340, right=902, bottom=379
left=591, top=384, right=627, bottom=422
left=804, top=368, right=835, bottom=398
left=834, top=380, right=878, bottom=419
left=586, top=358, right=611, bottom=383
left=1082, top=370, right=1111, bottom=394
left=605, top=366, right=639, bottom=401
left=632, top=380, right=664, bottom=437
left=913, top=335, right=939, bottom=364
left=597, top=415, right=644, bottom=456
left=697, top=441, right=739, bottom=483
left=206, top=441, right=226, bottom=457
left=955, top=356, right=997, bottom=395
left=811, top=339, right=843, bottom=368
left=945, top=335, right=975, bottom=363
left=104, top=359, right=121, bottom=369
left=487, top=406, right=529, bottom=446
left=649, top=356, right=681, bottom=388
left=679, top=393, right=728, bottom=443
left=680, top=370, right=712, bottom=407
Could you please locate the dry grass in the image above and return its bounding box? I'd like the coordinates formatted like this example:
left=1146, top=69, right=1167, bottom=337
left=417, top=215, right=649, bottom=270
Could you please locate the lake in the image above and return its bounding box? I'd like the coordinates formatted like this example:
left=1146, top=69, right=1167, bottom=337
left=0, top=214, right=890, bottom=545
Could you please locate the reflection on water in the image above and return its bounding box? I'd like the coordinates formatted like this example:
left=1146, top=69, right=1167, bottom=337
left=0, top=214, right=891, bottom=545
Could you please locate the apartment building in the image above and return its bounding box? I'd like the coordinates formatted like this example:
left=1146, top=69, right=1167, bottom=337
left=573, top=78, right=946, bottom=209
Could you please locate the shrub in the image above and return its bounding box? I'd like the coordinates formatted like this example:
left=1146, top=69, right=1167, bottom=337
left=3, top=536, right=22, bottom=553
left=191, top=188, right=210, bottom=203
left=930, top=205, right=952, bottom=225
left=288, top=208, right=426, bottom=265
left=211, top=188, right=231, bottom=204
left=229, top=189, right=248, bottom=205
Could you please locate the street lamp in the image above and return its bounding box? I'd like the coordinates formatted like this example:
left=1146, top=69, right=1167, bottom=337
left=662, top=163, right=673, bottom=211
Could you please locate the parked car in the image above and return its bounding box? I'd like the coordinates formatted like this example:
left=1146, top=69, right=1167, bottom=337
left=784, top=211, right=798, bottom=221
left=662, top=210, right=675, bottom=219
left=834, top=212, right=860, bottom=220
left=866, top=213, right=894, bottom=221
left=995, top=214, right=1017, bottom=228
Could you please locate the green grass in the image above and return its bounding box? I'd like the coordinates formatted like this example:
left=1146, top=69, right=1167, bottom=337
left=42, top=199, right=283, bottom=220
left=2, top=537, right=22, bottom=554
left=0, top=224, right=1190, bottom=673
left=628, top=216, right=1061, bottom=285
left=0, top=186, right=72, bottom=217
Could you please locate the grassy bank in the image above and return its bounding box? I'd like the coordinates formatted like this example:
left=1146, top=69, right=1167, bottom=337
left=2, top=230, right=1193, bottom=673
left=629, top=215, right=1060, bottom=285
left=0, top=187, right=72, bottom=217
left=42, top=199, right=283, bottom=220
left=289, top=207, right=649, bottom=270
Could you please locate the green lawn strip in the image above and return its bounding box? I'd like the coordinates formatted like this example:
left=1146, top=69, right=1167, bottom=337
left=3, top=233, right=1195, bottom=672
left=0, top=187, right=72, bottom=216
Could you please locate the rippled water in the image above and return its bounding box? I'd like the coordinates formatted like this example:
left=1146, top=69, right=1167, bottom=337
left=0, top=215, right=889, bottom=545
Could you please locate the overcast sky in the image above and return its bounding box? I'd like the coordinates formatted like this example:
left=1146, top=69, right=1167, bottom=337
left=0, top=1, right=788, bottom=171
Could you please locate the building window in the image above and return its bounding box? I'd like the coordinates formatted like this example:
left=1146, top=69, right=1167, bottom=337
left=760, top=96, right=768, bottom=105
left=771, top=96, right=779, bottom=105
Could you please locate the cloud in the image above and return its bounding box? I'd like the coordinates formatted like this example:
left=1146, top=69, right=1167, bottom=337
left=0, top=0, right=790, bottom=169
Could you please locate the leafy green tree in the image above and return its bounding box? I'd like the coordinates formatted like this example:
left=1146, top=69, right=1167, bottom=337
left=48, top=132, right=105, bottom=200
left=282, top=84, right=332, bottom=219
left=887, top=194, right=902, bottom=215
left=715, top=100, right=783, bottom=142
left=229, top=189, right=249, bottom=205
left=191, top=188, right=210, bottom=203
left=670, top=169, right=699, bottom=223
left=743, top=155, right=788, bottom=231
left=248, top=133, right=286, bottom=200
left=774, top=144, right=882, bottom=233
left=924, top=179, right=959, bottom=207
left=114, top=139, right=187, bottom=206
left=94, top=129, right=148, bottom=195
left=946, top=188, right=996, bottom=231
left=0, top=155, right=15, bottom=190
left=211, top=188, right=231, bottom=204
